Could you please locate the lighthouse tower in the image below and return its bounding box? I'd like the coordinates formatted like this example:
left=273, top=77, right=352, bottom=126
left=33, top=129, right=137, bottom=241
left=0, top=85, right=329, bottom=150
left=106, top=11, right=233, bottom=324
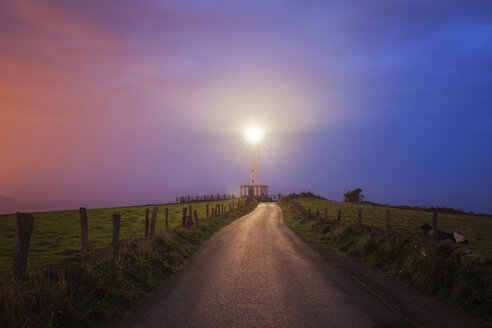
left=241, top=141, right=268, bottom=198
left=249, top=143, right=260, bottom=184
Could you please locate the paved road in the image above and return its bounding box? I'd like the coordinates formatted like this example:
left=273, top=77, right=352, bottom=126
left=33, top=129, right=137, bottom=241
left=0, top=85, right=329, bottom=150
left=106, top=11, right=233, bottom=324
left=119, top=203, right=413, bottom=328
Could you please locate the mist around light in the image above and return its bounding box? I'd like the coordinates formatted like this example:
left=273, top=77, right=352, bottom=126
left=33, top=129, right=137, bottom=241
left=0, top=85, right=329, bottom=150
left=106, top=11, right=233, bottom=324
left=244, top=125, right=264, bottom=143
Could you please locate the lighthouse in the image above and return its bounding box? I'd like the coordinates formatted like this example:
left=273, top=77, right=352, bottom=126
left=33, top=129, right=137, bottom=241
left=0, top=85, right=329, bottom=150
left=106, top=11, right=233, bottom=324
left=240, top=125, right=269, bottom=198
left=249, top=143, right=259, bottom=184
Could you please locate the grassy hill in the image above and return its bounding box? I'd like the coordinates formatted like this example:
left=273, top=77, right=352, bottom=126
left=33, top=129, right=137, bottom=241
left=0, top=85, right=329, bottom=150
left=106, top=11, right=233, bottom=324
left=0, top=200, right=237, bottom=281
left=278, top=195, right=492, bottom=324
left=291, top=196, right=492, bottom=255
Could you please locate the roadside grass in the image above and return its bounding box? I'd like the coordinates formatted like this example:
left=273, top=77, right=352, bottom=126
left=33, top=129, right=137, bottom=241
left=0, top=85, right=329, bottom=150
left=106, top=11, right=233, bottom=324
left=0, top=200, right=239, bottom=282
left=295, top=197, right=492, bottom=255
left=0, top=199, right=258, bottom=328
left=279, top=198, right=492, bottom=325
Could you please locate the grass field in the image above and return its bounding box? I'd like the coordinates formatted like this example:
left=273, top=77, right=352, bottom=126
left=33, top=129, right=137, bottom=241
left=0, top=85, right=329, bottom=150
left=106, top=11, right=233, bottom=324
left=0, top=200, right=239, bottom=281
left=278, top=197, right=492, bottom=324
left=294, top=197, right=492, bottom=255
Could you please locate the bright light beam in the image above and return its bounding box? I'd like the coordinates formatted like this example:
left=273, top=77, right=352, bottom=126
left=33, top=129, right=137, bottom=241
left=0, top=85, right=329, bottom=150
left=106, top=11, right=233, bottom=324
left=245, top=125, right=264, bottom=143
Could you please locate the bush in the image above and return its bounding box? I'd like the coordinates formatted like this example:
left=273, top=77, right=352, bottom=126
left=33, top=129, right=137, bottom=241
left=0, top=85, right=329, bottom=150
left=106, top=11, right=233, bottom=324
left=343, top=188, right=364, bottom=202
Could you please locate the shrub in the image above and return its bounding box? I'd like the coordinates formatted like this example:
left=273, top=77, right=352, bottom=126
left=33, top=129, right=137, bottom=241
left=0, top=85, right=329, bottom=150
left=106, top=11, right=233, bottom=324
left=343, top=188, right=364, bottom=202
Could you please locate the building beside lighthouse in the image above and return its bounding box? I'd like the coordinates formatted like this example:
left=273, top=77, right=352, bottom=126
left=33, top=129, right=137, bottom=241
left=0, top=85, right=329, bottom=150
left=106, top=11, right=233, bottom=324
left=240, top=142, right=269, bottom=197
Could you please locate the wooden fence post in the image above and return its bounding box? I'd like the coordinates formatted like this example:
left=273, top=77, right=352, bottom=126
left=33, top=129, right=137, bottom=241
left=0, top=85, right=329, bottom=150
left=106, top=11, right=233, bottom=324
left=182, top=208, right=187, bottom=226
left=165, top=207, right=169, bottom=231
left=188, top=205, right=192, bottom=225
left=337, top=209, right=341, bottom=224
left=229, top=203, right=232, bottom=213
left=212, top=208, right=215, bottom=217
left=222, top=204, right=224, bottom=214
left=150, top=207, right=158, bottom=235
left=194, top=210, right=198, bottom=224
left=358, top=210, right=362, bottom=225
left=432, top=212, right=439, bottom=240
left=112, top=213, right=121, bottom=249
left=145, top=208, right=149, bottom=237
left=308, top=209, right=311, bottom=219
left=80, top=207, right=89, bottom=262
left=316, top=208, right=320, bottom=220
left=324, top=208, right=328, bottom=224
left=13, top=212, right=34, bottom=281
left=206, top=204, right=209, bottom=219
left=386, top=210, right=392, bottom=231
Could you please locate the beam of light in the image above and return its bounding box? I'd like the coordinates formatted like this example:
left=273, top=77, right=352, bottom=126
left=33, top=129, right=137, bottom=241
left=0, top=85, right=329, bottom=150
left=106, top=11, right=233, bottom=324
left=244, top=125, right=264, bottom=143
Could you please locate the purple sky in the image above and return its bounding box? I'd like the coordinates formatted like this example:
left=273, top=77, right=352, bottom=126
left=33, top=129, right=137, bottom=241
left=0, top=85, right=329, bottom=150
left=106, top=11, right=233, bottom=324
left=1, top=0, right=491, bottom=214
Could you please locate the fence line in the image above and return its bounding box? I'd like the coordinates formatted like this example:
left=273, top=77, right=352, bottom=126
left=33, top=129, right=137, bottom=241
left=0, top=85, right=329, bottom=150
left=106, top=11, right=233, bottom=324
left=285, top=199, right=439, bottom=235
left=176, top=194, right=235, bottom=203
left=176, top=193, right=281, bottom=203
left=11, top=199, right=250, bottom=281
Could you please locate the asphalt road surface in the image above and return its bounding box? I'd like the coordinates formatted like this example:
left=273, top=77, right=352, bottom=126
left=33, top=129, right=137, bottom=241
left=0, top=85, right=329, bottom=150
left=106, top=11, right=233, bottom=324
left=119, top=203, right=414, bottom=328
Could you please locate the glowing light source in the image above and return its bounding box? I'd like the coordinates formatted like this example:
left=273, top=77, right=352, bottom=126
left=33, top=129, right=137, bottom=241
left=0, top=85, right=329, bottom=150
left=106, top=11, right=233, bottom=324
left=245, top=125, right=264, bottom=143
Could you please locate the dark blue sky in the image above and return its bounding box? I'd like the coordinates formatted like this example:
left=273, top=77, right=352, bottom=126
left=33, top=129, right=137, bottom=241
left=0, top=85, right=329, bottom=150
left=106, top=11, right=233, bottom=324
left=0, top=0, right=491, bottom=213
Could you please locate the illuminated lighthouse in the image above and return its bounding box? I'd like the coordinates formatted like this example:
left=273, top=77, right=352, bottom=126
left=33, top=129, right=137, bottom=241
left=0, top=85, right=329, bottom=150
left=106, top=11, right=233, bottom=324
left=240, top=125, right=269, bottom=198
left=249, top=143, right=260, bottom=184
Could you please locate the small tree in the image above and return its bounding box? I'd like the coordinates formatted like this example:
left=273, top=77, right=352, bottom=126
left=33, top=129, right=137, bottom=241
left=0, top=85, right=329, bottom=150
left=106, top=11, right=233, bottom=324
left=344, top=188, right=364, bottom=202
